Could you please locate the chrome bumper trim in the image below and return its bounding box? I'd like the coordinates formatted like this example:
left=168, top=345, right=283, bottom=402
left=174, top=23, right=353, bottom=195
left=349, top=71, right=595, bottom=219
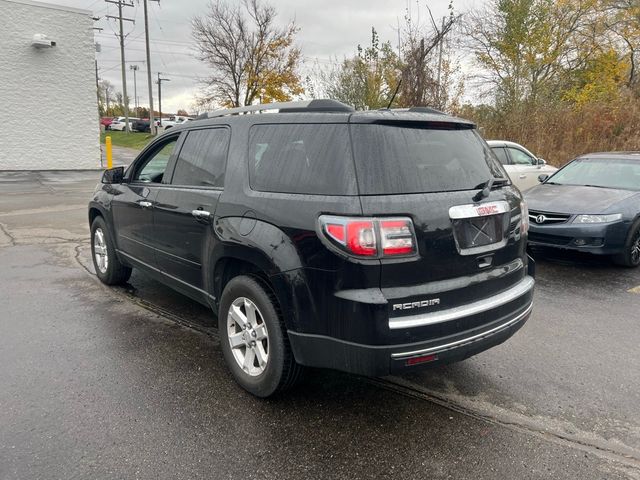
left=389, top=275, right=534, bottom=330
left=391, top=302, right=533, bottom=359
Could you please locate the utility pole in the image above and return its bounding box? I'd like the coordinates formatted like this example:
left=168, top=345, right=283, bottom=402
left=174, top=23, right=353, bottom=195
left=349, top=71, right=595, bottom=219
left=157, top=72, right=170, bottom=127
left=130, top=64, right=139, bottom=114
left=106, top=0, right=134, bottom=132
left=143, top=0, right=160, bottom=135
left=436, top=16, right=446, bottom=110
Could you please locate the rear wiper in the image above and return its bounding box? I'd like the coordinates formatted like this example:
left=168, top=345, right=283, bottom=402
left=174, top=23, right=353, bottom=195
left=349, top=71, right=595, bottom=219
left=473, top=177, right=509, bottom=201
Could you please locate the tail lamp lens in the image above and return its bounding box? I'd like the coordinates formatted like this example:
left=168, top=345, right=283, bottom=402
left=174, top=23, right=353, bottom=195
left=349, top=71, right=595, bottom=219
left=380, top=220, right=416, bottom=255
left=347, top=221, right=377, bottom=256
left=319, top=216, right=416, bottom=258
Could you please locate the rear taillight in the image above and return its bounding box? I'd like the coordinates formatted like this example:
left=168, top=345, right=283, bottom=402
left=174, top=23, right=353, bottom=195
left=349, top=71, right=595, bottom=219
left=520, top=201, right=529, bottom=235
left=319, top=215, right=417, bottom=258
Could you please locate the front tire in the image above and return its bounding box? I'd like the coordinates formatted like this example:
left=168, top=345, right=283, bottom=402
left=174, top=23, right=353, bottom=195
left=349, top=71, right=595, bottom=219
left=613, top=221, right=640, bottom=268
left=219, top=275, right=303, bottom=397
left=90, top=216, right=132, bottom=285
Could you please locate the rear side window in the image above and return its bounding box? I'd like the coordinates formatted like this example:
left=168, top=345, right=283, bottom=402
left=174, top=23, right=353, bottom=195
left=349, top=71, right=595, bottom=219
left=248, top=124, right=356, bottom=195
left=492, top=147, right=509, bottom=165
left=351, top=124, right=506, bottom=195
left=172, top=128, right=229, bottom=187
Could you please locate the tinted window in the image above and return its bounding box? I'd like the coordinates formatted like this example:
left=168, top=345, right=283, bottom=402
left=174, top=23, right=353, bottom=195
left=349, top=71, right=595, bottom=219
left=548, top=158, right=640, bottom=191
left=351, top=124, right=506, bottom=194
left=507, top=147, right=535, bottom=165
left=134, top=138, right=178, bottom=183
left=172, top=128, right=229, bottom=187
left=248, top=124, right=356, bottom=195
left=492, top=147, right=509, bottom=165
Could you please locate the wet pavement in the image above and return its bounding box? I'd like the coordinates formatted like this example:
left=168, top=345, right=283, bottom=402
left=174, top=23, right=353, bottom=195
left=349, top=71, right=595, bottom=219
left=1, top=170, right=639, bottom=479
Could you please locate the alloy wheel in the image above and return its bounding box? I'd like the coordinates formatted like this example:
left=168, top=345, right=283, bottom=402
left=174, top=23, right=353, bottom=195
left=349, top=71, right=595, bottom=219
left=631, top=230, right=640, bottom=265
left=227, top=297, right=269, bottom=376
left=93, top=228, right=109, bottom=274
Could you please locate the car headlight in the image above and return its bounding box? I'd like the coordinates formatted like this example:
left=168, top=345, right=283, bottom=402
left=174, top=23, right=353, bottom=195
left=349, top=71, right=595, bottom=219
left=573, top=214, right=622, bottom=224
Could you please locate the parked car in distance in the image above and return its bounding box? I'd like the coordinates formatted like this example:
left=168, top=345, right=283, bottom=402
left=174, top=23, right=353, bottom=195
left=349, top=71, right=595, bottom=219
left=100, top=117, right=114, bottom=129
left=525, top=152, right=640, bottom=267
left=109, top=117, right=140, bottom=131
left=132, top=118, right=159, bottom=133
left=162, top=115, right=193, bottom=130
left=89, top=99, right=535, bottom=397
left=487, top=140, right=557, bottom=191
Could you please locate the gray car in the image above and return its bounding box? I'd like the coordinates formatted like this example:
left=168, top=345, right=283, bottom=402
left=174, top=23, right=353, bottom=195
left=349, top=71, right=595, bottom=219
left=524, top=152, right=640, bottom=267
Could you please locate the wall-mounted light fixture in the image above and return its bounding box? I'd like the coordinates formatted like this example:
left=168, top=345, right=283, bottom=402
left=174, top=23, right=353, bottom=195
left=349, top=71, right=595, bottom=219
left=32, top=34, right=56, bottom=48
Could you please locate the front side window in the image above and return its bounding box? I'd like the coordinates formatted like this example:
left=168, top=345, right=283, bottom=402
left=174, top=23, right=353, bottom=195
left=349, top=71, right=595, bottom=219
left=134, top=138, right=178, bottom=183
left=248, top=124, right=356, bottom=195
left=507, top=147, right=535, bottom=165
left=171, top=128, right=229, bottom=187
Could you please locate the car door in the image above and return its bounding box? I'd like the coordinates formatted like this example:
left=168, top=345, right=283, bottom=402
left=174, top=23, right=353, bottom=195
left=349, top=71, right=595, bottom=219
left=153, top=127, right=230, bottom=293
left=505, top=146, right=539, bottom=191
left=110, top=134, right=181, bottom=268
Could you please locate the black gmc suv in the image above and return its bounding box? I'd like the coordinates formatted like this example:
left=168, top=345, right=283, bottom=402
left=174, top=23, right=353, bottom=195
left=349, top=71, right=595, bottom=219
left=89, top=99, right=535, bottom=397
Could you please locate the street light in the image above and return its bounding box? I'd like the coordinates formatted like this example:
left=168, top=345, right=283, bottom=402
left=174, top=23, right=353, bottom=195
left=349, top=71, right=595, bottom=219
left=156, top=72, right=170, bottom=129
left=129, top=64, right=139, bottom=114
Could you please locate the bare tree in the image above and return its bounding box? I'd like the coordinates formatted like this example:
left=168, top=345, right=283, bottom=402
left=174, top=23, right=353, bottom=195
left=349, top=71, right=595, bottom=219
left=399, top=3, right=459, bottom=109
left=192, top=0, right=303, bottom=108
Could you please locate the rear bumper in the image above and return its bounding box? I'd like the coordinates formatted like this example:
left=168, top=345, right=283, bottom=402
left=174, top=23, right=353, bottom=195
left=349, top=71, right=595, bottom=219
left=528, top=221, right=628, bottom=254
left=288, top=276, right=534, bottom=377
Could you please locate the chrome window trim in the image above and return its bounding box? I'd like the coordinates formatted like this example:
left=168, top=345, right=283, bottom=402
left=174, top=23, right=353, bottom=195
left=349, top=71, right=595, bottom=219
left=389, top=275, right=534, bottom=330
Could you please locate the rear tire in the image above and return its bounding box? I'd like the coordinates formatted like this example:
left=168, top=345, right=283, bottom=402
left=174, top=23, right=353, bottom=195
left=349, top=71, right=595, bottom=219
left=90, top=216, right=132, bottom=285
left=613, top=221, right=640, bottom=268
left=218, top=275, right=303, bottom=397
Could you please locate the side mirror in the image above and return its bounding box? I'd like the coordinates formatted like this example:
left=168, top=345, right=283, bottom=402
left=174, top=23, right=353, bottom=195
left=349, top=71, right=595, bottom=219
left=102, top=166, right=125, bottom=184
left=537, top=158, right=547, bottom=166
left=538, top=173, right=549, bottom=183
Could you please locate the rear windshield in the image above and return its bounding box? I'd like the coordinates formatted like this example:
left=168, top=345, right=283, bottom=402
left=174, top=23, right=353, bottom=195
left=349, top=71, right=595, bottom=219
left=248, top=124, right=357, bottom=195
left=351, top=123, right=506, bottom=195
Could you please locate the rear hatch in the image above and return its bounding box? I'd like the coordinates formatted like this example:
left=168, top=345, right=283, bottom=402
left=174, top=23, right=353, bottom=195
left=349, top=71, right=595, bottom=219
left=349, top=114, right=528, bottom=336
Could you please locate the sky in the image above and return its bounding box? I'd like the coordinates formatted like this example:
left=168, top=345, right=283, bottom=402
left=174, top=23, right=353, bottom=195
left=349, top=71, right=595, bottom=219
left=39, top=0, right=484, bottom=113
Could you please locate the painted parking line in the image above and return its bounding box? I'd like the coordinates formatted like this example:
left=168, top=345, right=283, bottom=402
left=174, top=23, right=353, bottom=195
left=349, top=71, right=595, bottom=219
left=628, top=285, right=640, bottom=294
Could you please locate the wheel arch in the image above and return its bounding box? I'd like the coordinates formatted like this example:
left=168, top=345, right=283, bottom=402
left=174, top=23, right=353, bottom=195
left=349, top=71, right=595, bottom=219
left=210, top=250, right=303, bottom=331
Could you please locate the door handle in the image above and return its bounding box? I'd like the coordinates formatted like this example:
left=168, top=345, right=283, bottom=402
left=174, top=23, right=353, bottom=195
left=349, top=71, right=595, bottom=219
left=139, top=201, right=153, bottom=208
left=518, top=175, right=527, bottom=179
left=191, top=209, right=212, bottom=221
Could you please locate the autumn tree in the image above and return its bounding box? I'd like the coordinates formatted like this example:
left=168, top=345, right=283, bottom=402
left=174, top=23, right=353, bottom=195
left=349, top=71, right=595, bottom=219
left=192, top=0, right=304, bottom=108
left=318, top=28, right=401, bottom=110
left=464, top=0, right=600, bottom=107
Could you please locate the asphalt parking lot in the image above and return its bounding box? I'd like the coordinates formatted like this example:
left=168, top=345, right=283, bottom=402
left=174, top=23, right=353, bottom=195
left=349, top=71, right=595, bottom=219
left=1, top=170, right=639, bottom=479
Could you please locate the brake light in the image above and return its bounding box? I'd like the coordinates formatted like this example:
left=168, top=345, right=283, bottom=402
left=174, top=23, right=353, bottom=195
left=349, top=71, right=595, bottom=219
left=319, top=216, right=417, bottom=258
left=347, top=221, right=376, bottom=256
left=520, top=201, right=529, bottom=234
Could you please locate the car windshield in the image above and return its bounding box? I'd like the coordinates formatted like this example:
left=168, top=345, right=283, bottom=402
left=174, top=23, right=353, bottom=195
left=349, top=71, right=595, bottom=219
left=351, top=123, right=507, bottom=194
left=548, top=158, right=640, bottom=191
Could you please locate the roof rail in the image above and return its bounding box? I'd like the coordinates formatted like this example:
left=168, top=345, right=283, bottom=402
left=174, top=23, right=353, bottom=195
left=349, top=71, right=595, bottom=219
left=200, top=99, right=354, bottom=119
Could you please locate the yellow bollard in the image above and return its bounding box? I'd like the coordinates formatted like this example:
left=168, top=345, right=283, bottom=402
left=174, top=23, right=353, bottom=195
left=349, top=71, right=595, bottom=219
left=105, top=136, right=113, bottom=169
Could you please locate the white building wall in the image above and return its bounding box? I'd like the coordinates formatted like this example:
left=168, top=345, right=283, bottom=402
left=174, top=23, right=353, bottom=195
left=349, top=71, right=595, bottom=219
left=0, top=0, right=100, bottom=170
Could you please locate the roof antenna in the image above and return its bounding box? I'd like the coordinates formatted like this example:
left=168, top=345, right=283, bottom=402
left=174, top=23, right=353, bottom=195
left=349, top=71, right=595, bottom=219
left=387, top=78, right=402, bottom=109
